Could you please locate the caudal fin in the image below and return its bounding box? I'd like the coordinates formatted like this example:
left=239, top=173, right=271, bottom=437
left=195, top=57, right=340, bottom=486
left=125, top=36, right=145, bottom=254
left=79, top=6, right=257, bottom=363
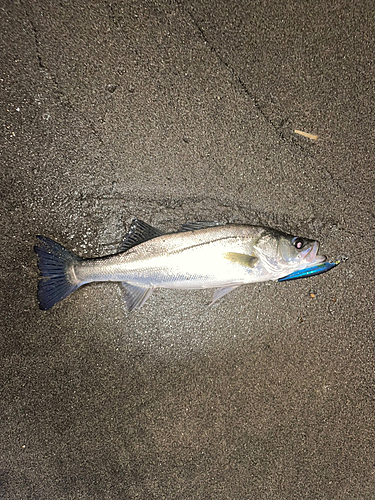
left=34, top=236, right=82, bottom=310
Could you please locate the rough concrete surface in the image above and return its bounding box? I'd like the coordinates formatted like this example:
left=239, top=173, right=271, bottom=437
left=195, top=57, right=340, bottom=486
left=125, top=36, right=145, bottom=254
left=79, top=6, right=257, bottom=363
left=1, top=0, right=374, bottom=498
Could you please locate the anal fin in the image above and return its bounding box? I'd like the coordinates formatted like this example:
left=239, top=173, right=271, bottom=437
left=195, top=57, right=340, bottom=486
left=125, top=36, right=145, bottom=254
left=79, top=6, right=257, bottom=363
left=120, top=282, right=154, bottom=311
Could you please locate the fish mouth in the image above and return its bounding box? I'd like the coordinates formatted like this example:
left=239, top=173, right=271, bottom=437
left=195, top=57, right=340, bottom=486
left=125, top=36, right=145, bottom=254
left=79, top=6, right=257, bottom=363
left=299, top=241, right=326, bottom=264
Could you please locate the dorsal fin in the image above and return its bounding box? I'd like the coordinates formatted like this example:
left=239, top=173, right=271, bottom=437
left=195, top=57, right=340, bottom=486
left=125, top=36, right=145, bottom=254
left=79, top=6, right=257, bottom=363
left=119, top=219, right=164, bottom=252
left=178, top=221, right=222, bottom=232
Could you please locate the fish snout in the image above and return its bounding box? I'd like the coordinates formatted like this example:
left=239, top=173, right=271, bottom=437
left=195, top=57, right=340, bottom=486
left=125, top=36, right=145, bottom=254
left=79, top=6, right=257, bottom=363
left=299, top=241, right=326, bottom=264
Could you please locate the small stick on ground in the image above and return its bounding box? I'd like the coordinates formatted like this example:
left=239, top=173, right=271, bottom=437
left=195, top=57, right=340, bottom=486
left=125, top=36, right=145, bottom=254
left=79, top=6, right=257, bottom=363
left=294, top=129, right=318, bottom=140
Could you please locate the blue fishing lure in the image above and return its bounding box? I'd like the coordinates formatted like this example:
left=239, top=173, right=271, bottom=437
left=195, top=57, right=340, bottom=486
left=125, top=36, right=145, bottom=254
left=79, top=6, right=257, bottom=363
left=278, top=261, right=338, bottom=282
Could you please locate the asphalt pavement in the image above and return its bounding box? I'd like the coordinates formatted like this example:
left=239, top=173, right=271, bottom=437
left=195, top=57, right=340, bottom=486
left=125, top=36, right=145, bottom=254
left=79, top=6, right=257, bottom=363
left=1, top=0, right=374, bottom=498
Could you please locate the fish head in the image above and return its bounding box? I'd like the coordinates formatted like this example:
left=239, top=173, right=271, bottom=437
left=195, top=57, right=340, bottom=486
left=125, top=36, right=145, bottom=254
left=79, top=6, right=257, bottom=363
left=253, top=229, right=326, bottom=276
left=277, top=233, right=326, bottom=271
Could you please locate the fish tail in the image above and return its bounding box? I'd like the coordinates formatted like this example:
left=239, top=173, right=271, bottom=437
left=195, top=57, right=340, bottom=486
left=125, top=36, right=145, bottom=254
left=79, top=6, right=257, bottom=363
left=34, top=236, right=82, bottom=310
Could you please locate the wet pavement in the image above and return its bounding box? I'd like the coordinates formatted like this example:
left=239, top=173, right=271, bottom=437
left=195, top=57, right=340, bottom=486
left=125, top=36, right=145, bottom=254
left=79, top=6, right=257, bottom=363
left=1, top=0, right=374, bottom=498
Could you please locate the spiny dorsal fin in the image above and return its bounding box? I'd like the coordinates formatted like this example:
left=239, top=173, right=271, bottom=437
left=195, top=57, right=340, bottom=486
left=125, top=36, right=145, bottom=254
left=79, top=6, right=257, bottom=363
left=223, top=252, right=258, bottom=268
left=119, top=219, right=164, bottom=252
left=179, top=221, right=222, bottom=232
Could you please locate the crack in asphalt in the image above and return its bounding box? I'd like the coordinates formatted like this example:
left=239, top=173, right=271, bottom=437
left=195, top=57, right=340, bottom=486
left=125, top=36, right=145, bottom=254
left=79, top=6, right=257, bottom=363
left=174, top=2, right=375, bottom=216
left=174, top=1, right=294, bottom=143
left=20, top=0, right=106, bottom=148
left=17, top=1, right=373, bottom=228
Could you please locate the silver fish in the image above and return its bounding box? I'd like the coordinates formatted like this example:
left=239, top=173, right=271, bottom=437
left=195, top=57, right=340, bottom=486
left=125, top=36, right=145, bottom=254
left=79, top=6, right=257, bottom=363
left=34, top=218, right=326, bottom=311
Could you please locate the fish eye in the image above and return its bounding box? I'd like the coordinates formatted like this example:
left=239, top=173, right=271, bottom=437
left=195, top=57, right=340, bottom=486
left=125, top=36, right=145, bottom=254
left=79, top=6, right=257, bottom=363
left=293, top=237, right=304, bottom=249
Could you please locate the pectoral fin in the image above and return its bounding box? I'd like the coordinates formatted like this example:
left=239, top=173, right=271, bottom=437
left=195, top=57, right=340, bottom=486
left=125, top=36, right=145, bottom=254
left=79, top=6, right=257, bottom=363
left=210, top=285, right=241, bottom=305
left=223, top=252, right=258, bottom=268
left=120, top=282, right=154, bottom=311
